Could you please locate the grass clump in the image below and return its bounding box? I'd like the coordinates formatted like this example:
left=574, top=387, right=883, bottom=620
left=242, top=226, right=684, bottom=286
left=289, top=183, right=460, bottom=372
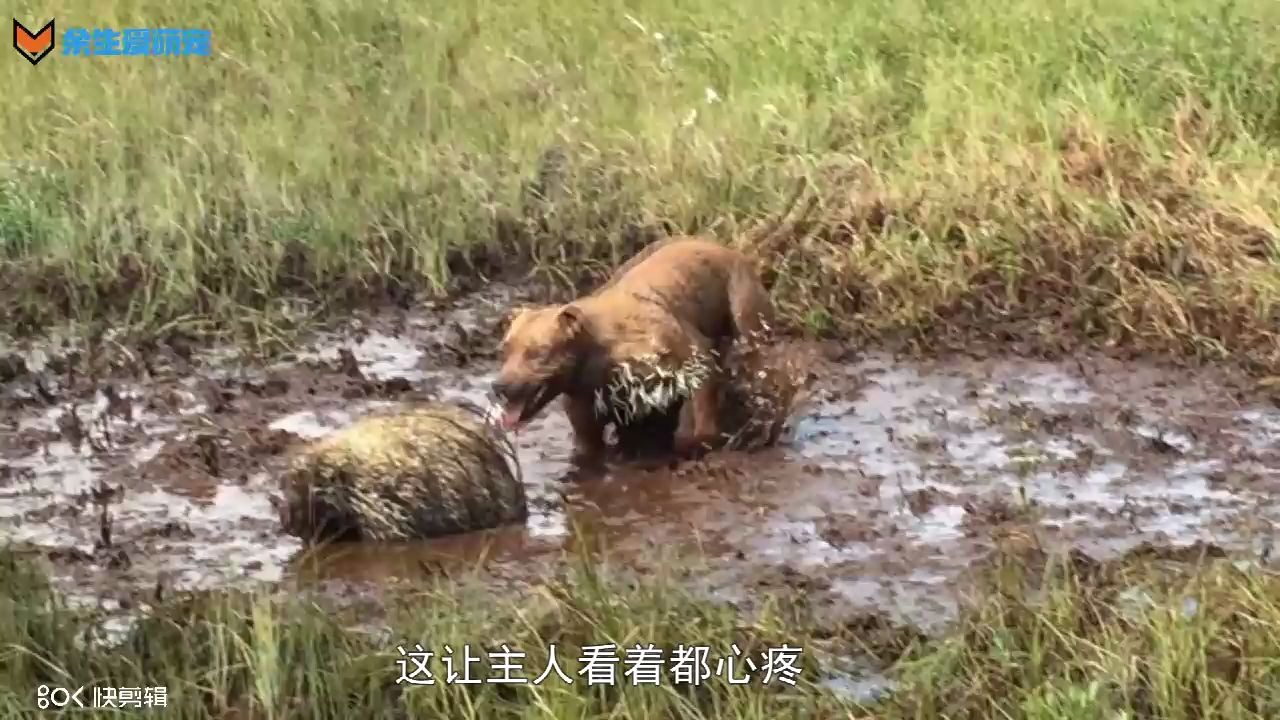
left=3, top=539, right=1280, bottom=719
left=0, top=0, right=1276, bottom=371
left=0, top=545, right=847, bottom=718
left=882, top=540, right=1280, bottom=720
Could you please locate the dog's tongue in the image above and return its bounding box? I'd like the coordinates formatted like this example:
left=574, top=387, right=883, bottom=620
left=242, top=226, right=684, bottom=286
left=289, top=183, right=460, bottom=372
left=498, top=403, right=525, bottom=431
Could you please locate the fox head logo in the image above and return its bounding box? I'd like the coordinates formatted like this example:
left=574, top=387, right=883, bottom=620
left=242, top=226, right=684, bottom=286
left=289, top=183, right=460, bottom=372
left=14, top=19, right=55, bottom=66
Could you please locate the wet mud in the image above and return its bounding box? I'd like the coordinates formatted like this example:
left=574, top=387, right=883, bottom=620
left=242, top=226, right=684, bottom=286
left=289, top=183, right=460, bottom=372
left=2, top=285, right=1278, bottom=634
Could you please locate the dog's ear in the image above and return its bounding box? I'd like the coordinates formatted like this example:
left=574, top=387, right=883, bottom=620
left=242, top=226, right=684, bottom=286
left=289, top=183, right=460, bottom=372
left=556, top=304, right=585, bottom=338
left=499, top=307, right=522, bottom=340
left=501, top=304, right=542, bottom=339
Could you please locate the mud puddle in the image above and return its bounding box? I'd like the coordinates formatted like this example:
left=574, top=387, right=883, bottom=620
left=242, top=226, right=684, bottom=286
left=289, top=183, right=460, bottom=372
left=3, top=288, right=1278, bottom=633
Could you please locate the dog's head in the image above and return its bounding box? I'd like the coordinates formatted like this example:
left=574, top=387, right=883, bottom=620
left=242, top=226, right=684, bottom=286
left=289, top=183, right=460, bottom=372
left=490, top=304, right=590, bottom=431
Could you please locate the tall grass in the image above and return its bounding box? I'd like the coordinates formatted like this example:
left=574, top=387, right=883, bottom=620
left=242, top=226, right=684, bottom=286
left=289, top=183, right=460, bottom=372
left=884, top=542, right=1280, bottom=719
left=1, top=0, right=1278, bottom=367
left=3, top=541, right=1279, bottom=719
left=0, top=545, right=852, bottom=719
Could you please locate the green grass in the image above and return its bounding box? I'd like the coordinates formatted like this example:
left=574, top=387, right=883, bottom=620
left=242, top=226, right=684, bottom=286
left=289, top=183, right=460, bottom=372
left=3, top=540, right=1279, bottom=719
left=0, top=544, right=858, bottom=719
left=5, top=5, right=1278, bottom=716
left=887, top=541, right=1280, bottom=720
left=1, top=0, right=1278, bottom=370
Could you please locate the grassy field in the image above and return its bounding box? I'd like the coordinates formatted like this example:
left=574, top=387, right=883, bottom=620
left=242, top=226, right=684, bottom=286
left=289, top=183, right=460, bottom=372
left=4, top=2, right=1280, bottom=717
left=1, top=0, right=1277, bottom=370
left=3, top=540, right=1279, bottom=719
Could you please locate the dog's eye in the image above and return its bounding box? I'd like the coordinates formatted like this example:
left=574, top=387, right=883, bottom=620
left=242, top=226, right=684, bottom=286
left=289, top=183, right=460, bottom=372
left=524, top=344, right=556, bottom=363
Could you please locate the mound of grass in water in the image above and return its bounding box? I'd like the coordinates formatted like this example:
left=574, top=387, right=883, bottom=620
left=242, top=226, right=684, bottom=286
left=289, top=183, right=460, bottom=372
left=0, top=0, right=1276, bottom=371
left=2, top=538, right=1279, bottom=719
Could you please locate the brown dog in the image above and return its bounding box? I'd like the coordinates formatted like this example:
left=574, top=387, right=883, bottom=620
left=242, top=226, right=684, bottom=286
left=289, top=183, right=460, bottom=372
left=491, top=236, right=774, bottom=462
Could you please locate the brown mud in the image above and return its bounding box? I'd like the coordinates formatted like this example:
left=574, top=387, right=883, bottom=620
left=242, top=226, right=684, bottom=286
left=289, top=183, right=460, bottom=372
left=2, top=284, right=1278, bottom=637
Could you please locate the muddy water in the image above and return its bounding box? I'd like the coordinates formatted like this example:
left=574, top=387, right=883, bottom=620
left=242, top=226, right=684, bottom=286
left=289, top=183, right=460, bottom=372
left=2, top=290, right=1278, bottom=631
